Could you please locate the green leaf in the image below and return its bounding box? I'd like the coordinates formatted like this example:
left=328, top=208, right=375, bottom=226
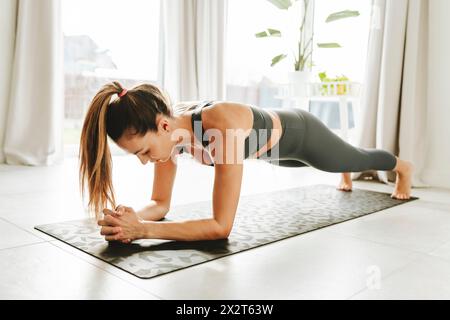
left=266, top=0, right=294, bottom=10
left=318, top=71, right=327, bottom=81
left=267, top=28, right=281, bottom=36
left=255, top=28, right=282, bottom=38
left=271, top=54, right=287, bottom=67
left=317, top=43, right=342, bottom=48
left=326, top=10, right=360, bottom=23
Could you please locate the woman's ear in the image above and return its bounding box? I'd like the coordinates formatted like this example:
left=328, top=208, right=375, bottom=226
left=161, top=118, right=171, bottom=132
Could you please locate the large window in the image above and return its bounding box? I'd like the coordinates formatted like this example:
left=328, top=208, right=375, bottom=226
left=225, top=0, right=372, bottom=108
left=62, top=0, right=161, bottom=154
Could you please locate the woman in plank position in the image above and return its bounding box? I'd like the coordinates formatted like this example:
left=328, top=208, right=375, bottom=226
left=79, top=81, right=413, bottom=243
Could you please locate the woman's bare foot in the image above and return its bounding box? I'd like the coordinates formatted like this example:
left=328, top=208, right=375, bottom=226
left=337, top=172, right=353, bottom=192
left=391, top=157, right=414, bottom=200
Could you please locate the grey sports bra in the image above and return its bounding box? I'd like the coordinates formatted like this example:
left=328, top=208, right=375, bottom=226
left=186, top=101, right=273, bottom=166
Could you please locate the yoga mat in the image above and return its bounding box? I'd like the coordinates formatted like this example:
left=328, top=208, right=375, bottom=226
left=35, top=184, right=418, bottom=279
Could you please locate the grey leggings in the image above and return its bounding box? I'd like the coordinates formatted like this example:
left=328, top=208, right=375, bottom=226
left=258, top=108, right=397, bottom=172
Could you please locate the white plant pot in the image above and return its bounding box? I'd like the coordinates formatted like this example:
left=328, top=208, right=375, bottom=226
left=288, top=70, right=311, bottom=97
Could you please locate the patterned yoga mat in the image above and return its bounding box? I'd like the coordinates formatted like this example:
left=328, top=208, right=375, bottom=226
left=35, top=184, right=418, bottom=279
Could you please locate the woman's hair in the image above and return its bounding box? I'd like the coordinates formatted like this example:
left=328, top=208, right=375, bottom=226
left=79, top=81, right=173, bottom=220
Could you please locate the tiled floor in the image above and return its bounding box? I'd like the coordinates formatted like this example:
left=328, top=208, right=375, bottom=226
left=1, top=155, right=449, bottom=299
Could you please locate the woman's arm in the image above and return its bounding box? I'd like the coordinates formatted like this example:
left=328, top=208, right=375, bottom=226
left=137, top=153, right=178, bottom=221
left=140, top=218, right=226, bottom=241
left=140, top=162, right=244, bottom=241
left=136, top=200, right=170, bottom=221
left=101, top=142, right=245, bottom=241
left=102, top=163, right=242, bottom=241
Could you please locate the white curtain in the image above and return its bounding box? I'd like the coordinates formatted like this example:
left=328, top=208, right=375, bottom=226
left=158, top=0, right=228, bottom=103
left=423, top=0, right=450, bottom=189
left=351, top=0, right=429, bottom=188
left=0, top=0, right=64, bottom=166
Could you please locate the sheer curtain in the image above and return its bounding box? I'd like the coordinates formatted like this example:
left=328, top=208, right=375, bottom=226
left=0, top=0, right=64, bottom=166
left=158, top=0, right=228, bottom=103
left=351, top=0, right=429, bottom=188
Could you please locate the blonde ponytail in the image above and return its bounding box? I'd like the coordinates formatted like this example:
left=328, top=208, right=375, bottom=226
left=79, top=82, right=123, bottom=220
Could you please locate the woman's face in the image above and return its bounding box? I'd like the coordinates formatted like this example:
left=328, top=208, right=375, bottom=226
left=116, top=117, right=178, bottom=165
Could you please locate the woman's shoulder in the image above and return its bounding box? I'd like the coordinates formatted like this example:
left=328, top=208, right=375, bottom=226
left=202, top=101, right=254, bottom=132
left=205, top=100, right=253, bottom=114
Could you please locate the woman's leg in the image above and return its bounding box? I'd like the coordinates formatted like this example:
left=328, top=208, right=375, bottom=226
left=338, top=172, right=353, bottom=192
left=296, top=109, right=413, bottom=199
left=298, top=110, right=396, bottom=172
left=390, top=156, right=414, bottom=199
left=338, top=159, right=414, bottom=198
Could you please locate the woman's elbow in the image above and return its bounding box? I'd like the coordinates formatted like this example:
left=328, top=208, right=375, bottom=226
left=213, top=225, right=232, bottom=240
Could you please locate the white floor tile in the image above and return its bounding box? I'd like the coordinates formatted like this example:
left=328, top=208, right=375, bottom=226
left=0, top=242, right=159, bottom=300
left=0, top=190, right=88, bottom=241
left=350, top=254, right=450, bottom=299
left=429, top=240, right=450, bottom=261
left=0, top=218, right=44, bottom=250
left=324, top=199, right=450, bottom=254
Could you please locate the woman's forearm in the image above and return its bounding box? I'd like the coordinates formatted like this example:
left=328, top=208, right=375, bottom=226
left=139, top=218, right=227, bottom=241
left=136, top=200, right=169, bottom=221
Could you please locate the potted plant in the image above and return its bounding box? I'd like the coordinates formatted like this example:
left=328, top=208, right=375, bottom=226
left=255, top=0, right=359, bottom=96
left=318, top=71, right=349, bottom=96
